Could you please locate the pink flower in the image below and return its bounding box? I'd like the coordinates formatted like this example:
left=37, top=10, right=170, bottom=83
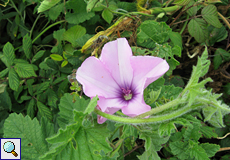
left=76, top=38, right=169, bottom=124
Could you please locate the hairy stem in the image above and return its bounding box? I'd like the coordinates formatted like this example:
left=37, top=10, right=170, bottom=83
left=94, top=104, right=195, bottom=124
left=135, top=98, right=186, bottom=118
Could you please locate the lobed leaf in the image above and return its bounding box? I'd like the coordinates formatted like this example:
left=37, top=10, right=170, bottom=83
left=138, top=129, right=169, bottom=159
left=63, top=25, right=86, bottom=48
left=65, top=0, right=95, bottom=24
left=137, top=20, right=172, bottom=48
left=41, top=111, right=112, bottom=160
left=200, top=143, right=220, bottom=157
left=3, top=113, right=49, bottom=160
left=58, top=94, right=90, bottom=128
left=190, top=144, right=209, bottom=160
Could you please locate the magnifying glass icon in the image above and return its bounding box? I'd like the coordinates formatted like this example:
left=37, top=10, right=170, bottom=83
left=3, top=141, right=18, bottom=157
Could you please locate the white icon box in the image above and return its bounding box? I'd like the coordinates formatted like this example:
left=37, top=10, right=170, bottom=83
left=0, top=138, right=21, bottom=160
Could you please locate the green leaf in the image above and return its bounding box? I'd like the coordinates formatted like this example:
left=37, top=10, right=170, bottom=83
left=0, top=68, right=9, bottom=78
left=213, top=51, right=222, bottom=70
left=158, top=85, right=183, bottom=100
left=200, top=125, right=218, bottom=138
left=58, top=94, right=90, bottom=128
left=186, top=0, right=197, bottom=16
left=48, top=3, right=64, bottom=20
left=224, top=83, right=230, bottom=95
left=41, top=111, right=112, bottom=160
left=52, top=29, right=65, bottom=53
left=61, top=60, right=68, bottom=67
left=213, top=48, right=230, bottom=70
left=169, top=31, right=182, bottom=50
left=0, top=84, right=7, bottom=94
left=63, top=25, right=86, bottom=48
left=200, top=143, right=220, bottom=157
left=188, top=18, right=208, bottom=43
left=173, top=0, right=191, bottom=6
left=66, top=12, right=95, bottom=25
left=207, top=25, right=228, bottom=46
left=183, top=124, right=202, bottom=141
left=47, top=89, right=58, bottom=108
left=137, top=20, right=172, bottom=48
left=65, top=0, right=95, bottom=24
left=46, top=59, right=59, bottom=70
left=144, top=88, right=161, bottom=105
left=3, top=42, right=15, bottom=66
left=14, top=63, right=37, bottom=78
left=3, top=113, right=49, bottom=159
left=86, top=0, right=102, bottom=12
left=158, top=122, right=176, bottom=137
left=0, top=54, right=11, bottom=68
left=41, top=117, right=55, bottom=141
left=169, top=141, right=190, bottom=159
left=190, top=144, right=209, bottom=160
left=138, top=129, right=169, bottom=160
left=50, top=54, right=63, bottom=61
left=84, top=96, right=99, bottom=114
left=120, top=124, right=138, bottom=139
left=46, top=117, right=83, bottom=144
left=35, top=82, right=50, bottom=95
left=27, top=98, right=36, bottom=119
left=0, top=88, right=12, bottom=111
left=37, top=101, right=53, bottom=121
left=182, top=47, right=213, bottom=106
left=202, top=5, right=222, bottom=28
left=8, top=68, right=19, bottom=91
left=23, top=33, right=32, bottom=59
left=203, top=107, right=225, bottom=128
left=38, top=0, right=60, bottom=13
left=152, top=43, right=181, bottom=75
left=102, top=9, right=113, bottom=24
left=32, top=50, right=45, bottom=63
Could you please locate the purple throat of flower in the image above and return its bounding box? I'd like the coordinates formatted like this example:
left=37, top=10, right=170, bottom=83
left=122, top=87, right=133, bottom=101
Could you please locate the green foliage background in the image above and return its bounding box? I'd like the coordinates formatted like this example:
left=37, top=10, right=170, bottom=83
left=0, top=0, right=230, bottom=159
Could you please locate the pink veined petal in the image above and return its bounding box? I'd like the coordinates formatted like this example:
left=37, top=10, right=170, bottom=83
left=121, top=94, right=151, bottom=117
left=97, top=96, right=127, bottom=112
left=99, top=38, right=133, bottom=88
left=97, top=106, right=121, bottom=124
left=131, top=56, right=169, bottom=92
left=76, top=57, right=120, bottom=98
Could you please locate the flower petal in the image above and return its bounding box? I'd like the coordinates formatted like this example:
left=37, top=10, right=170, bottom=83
left=97, top=106, right=120, bottom=124
left=121, top=94, right=151, bottom=117
left=99, top=38, right=133, bottom=88
left=131, top=56, right=169, bottom=92
left=76, top=57, right=120, bottom=98
left=97, top=96, right=127, bottom=112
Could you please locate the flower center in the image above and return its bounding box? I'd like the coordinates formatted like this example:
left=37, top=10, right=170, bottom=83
left=122, top=87, right=132, bottom=100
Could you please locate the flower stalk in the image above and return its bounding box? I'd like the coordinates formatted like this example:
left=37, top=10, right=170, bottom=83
left=94, top=103, right=198, bottom=124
